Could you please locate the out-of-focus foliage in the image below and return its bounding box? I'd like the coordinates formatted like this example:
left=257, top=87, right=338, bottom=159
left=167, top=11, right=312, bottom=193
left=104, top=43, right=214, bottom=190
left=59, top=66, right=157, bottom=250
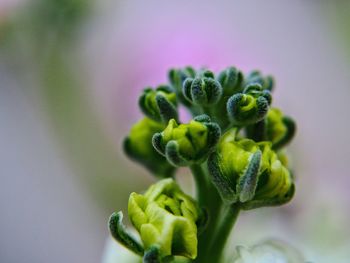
left=0, top=0, right=140, bottom=211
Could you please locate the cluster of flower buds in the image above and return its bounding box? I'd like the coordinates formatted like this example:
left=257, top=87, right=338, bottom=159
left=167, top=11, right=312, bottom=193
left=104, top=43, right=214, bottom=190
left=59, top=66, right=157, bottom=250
left=109, top=179, right=206, bottom=262
left=112, top=65, right=297, bottom=262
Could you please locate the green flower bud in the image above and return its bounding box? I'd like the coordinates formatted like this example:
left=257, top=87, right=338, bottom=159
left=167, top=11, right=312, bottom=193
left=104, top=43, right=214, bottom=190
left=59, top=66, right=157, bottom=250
left=152, top=115, right=221, bottom=166
left=124, top=117, right=175, bottom=177
left=266, top=108, right=296, bottom=150
left=227, top=83, right=269, bottom=126
left=139, top=85, right=178, bottom=123
left=128, top=178, right=202, bottom=260
left=182, top=75, right=222, bottom=106
left=249, top=142, right=294, bottom=205
left=245, top=70, right=274, bottom=92
left=245, top=108, right=296, bottom=146
left=217, top=66, right=244, bottom=95
left=208, top=129, right=294, bottom=209
left=168, top=67, right=196, bottom=107
left=207, top=67, right=245, bottom=129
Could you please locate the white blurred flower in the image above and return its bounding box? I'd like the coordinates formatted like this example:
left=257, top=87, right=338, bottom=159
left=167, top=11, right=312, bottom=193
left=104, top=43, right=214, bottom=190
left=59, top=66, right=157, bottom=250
left=230, top=239, right=306, bottom=263
left=102, top=237, right=140, bottom=263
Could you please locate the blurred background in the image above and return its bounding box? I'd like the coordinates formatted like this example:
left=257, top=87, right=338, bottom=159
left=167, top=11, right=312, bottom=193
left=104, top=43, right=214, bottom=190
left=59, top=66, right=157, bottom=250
left=1, top=0, right=350, bottom=262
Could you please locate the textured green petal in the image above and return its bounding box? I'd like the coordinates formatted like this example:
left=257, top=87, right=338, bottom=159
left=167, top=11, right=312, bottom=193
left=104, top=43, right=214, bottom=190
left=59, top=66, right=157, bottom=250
left=128, top=179, right=201, bottom=259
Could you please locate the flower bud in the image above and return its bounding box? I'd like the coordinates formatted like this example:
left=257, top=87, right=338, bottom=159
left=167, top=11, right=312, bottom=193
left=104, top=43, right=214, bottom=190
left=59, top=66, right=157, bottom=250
left=139, top=85, right=178, bottom=123
left=245, top=70, right=274, bottom=92
left=227, top=83, right=269, bottom=126
left=266, top=108, right=296, bottom=150
left=182, top=74, right=222, bottom=106
left=128, top=178, right=203, bottom=259
left=246, top=142, right=294, bottom=208
left=168, top=67, right=196, bottom=107
left=124, top=117, right=175, bottom=177
left=152, top=115, right=221, bottom=166
left=208, top=129, right=294, bottom=209
left=217, top=66, right=244, bottom=95
left=245, top=108, right=296, bottom=146
left=207, top=67, right=245, bottom=129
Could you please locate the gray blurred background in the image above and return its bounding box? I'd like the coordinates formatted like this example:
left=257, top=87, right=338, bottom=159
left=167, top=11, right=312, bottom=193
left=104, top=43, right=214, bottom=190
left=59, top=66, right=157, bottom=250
left=1, top=0, right=350, bottom=262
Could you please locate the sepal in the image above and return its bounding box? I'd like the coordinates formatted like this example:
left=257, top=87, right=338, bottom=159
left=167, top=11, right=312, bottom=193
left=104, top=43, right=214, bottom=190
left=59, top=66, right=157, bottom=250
left=165, top=141, right=188, bottom=167
left=236, top=150, right=262, bottom=202
left=143, top=246, right=161, bottom=263
left=207, top=152, right=237, bottom=204
left=240, top=184, right=295, bottom=210
left=261, top=90, right=272, bottom=105
left=108, top=211, right=144, bottom=256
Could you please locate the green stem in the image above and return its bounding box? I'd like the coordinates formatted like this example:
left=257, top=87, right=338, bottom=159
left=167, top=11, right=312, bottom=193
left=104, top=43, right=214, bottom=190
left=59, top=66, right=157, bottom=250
left=222, top=124, right=241, bottom=135
left=191, top=163, right=222, bottom=263
left=209, top=203, right=240, bottom=262
left=202, top=106, right=214, bottom=118
left=190, top=164, right=210, bottom=206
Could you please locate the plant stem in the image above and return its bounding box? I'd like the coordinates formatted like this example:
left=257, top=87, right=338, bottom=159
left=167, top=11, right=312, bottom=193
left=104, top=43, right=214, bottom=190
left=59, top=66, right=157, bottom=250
left=208, top=203, right=240, bottom=262
left=190, top=164, right=210, bottom=206
left=202, top=106, right=214, bottom=118
left=191, top=163, right=222, bottom=263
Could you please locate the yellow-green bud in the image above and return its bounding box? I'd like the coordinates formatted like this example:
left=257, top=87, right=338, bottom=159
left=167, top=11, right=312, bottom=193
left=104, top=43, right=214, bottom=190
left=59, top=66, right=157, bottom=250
left=162, top=120, right=207, bottom=158
left=218, top=132, right=260, bottom=181
left=208, top=129, right=294, bottom=209
left=245, top=70, right=274, bottom=92
left=168, top=67, right=196, bottom=107
left=217, top=66, right=244, bottom=95
left=152, top=115, right=221, bottom=166
left=182, top=74, right=223, bottom=106
left=128, top=178, right=201, bottom=259
left=124, top=117, right=175, bottom=177
left=139, top=86, right=178, bottom=123
left=266, top=108, right=296, bottom=150
left=227, top=84, right=270, bottom=126
left=253, top=142, right=293, bottom=200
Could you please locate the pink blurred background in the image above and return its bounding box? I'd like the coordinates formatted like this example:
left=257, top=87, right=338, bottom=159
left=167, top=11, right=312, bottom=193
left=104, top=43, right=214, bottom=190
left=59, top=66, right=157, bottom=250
left=1, top=1, right=350, bottom=262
